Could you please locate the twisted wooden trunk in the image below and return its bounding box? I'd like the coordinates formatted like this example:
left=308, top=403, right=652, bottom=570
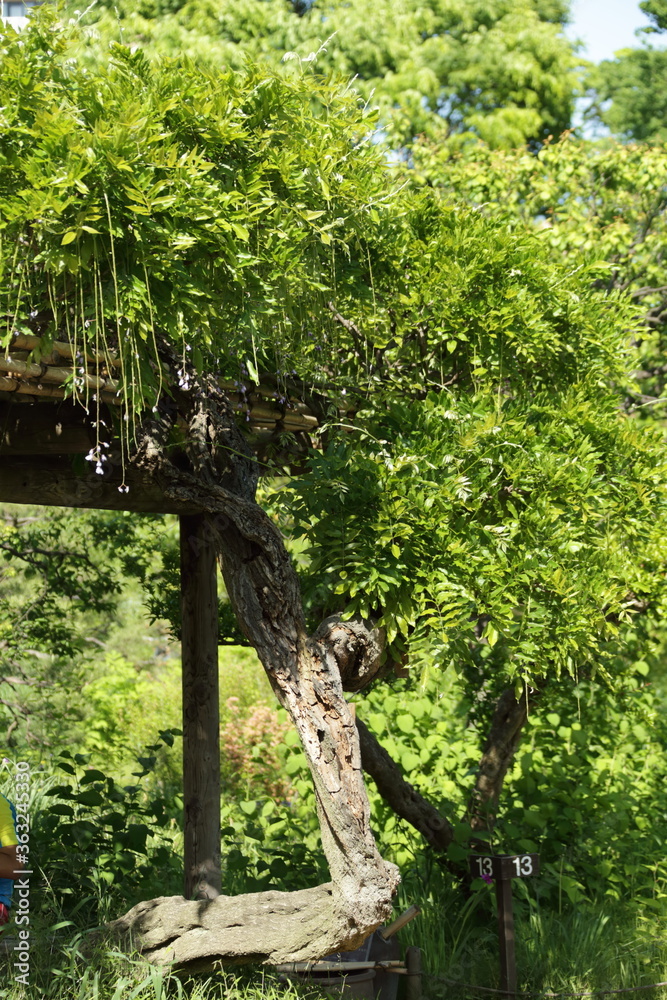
left=0, top=364, right=399, bottom=973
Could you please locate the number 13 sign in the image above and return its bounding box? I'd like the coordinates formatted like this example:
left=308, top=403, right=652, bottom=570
left=469, top=853, right=540, bottom=881
left=468, top=854, right=540, bottom=996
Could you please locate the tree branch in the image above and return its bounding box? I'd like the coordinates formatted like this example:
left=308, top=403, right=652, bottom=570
left=328, top=302, right=365, bottom=358
left=311, top=616, right=386, bottom=692
left=631, top=284, right=667, bottom=300
left=356, top=716, right=454, bottom=852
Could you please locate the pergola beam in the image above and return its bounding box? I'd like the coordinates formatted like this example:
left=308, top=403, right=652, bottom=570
left=0, top=399, right=95, bottom=454
left=0, top=455, right=203, bottom=514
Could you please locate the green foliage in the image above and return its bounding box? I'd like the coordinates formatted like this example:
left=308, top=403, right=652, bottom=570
left=258, top=182, right=667, bottom=688
left=220, top=795, right=328, bottom=894
left=68, top=0, right=578, bottom=149
left=0, top=8, right=391, bottom=431
left=360, top=666, right=667, bottom=911
left=0, top=506, right=119, bottom=662
left=358, top=677, right=480, bottom=867
left=500, top=666, right=667, bottom=910
left=362, top=665, right=667, bottom=909
left=407, top=135, right=667, bottom=406
left=38, top=737, right=182, bottom=922
left=583, top=0, right=667, bottom=142
left=642, top=0, right=667, bottom=33
left=141, top=529, right=249, bottom=646
left=81, top=653, right=180, bottom=765
left=359, top=193, right=635, bottom=396
left=587, top=47, right=667, bottom=143
left=4, top=15, right=655, bottom=717
left=278, top=383, right=667, bottom=685
left=0, top=505, right=178, bottom=749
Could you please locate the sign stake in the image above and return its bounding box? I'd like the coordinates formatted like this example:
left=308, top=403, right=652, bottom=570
left=496, top=876, right=516, bottom=997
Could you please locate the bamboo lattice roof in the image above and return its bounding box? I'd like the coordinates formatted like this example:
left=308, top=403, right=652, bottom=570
left=0, top=333, right=325, bottom=440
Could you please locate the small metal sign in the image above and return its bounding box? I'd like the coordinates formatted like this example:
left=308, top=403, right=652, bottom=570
left=468, top=853, right=540, bottom=997
left=469, top=853, right=540, bottom=881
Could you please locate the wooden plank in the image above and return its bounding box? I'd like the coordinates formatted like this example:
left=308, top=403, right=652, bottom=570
left=0, top=455, right=204, bottom=514
left=0, top=356, right=43, bottom=378
left=180, top=514, right=221, bottom=899
left=8, top=332, right=122, bottom=368
left=0, top=383, right=120, bottom=405
left=0, top=355, right=117, bottom=392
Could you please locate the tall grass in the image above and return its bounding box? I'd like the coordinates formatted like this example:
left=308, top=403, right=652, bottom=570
left=1, top=858, right=667, bottom=999
left=0, top=932, right=322, bottom=1000
left=395, top=859, right=667, bottom=1000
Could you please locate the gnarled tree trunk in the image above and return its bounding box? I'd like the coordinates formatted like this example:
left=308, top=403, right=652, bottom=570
left=109, top=382, right=399, bottom=972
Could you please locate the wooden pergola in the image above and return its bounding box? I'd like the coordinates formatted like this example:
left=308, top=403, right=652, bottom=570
left=0, top=333, right=452, bottom=974
left=0, top=333, right=323, bottom=900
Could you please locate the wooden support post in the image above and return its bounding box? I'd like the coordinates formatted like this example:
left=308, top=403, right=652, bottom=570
left=180, top=514, right=221, bottom=900
left=496, top=877, right=516, bottom=997
left=405, top=946, right=422, bottom=1000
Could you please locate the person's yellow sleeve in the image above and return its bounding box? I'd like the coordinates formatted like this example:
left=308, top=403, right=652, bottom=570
left=0, top=795, right=17, bottom=847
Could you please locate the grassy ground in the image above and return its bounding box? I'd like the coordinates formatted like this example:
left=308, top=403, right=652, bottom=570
left=396, top=861, right=667, bottom=1000
left=1, top=869, right=667, bottom=1000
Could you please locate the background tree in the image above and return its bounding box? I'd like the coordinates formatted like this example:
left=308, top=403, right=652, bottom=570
left=71, top=0, right=579, bottom=148
left=585, top=0, right=667, bottom=141
left=0, top=505, right=183, bottom=750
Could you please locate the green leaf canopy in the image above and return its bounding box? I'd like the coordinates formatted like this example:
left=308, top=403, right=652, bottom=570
left=2, top=12, right=666, bottom=698
left=0, top=11, right=393, bottom=408
left=67, top=0, right=578, bottom=149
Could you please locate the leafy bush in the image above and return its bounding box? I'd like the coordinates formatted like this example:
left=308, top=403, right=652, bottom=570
left=500, top=665, right=667, bottom=911
left=0, top=504, right=180, bottom=753
left=221, top=698, right=293, bottom=801
left=37, top=735, right=183, bottom=923
left=220, top=798, right=328, bottom=895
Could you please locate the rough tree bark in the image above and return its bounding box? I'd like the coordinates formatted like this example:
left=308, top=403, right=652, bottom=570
left=109, top=382, right=399, bottom=972
left=464, top=687, right=531, bottom=835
